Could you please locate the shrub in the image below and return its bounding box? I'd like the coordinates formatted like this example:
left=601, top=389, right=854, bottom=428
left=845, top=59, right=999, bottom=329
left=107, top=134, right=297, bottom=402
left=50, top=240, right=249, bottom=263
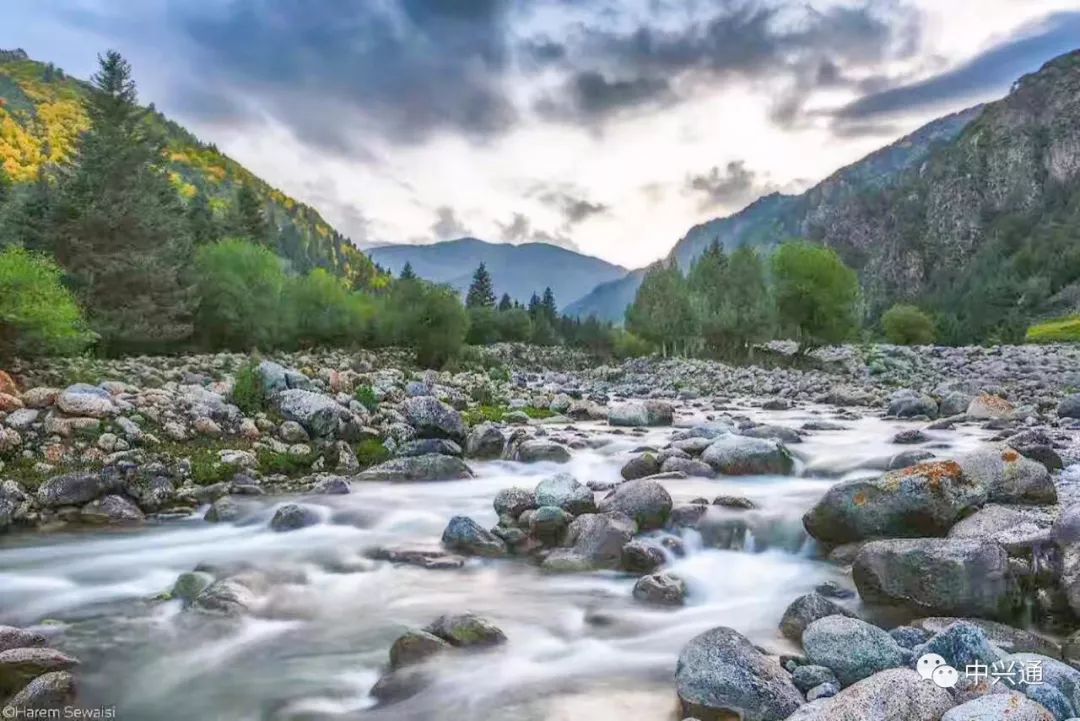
left=380, top=279, right=469, bottom=368
left=0, top=247, right=93, bottom=359
left=463, top=405, right=507, bottom=425
left=195, top=239, right=287, bottom=350
left=1025, top=316, right=1080, bottom=343
left=284, top=268, right=374, bottom=348
left=353, top=385, right=379, bottom=412
left=611, top=329, right=652, bottom=359
left=881, top=304, right=936, bottom=345
left=355, top=438, right=391, bottom=468
left=257, top=448, right=319, bottom=476
left=190, top=452, right=235, bottom=486
left=230, top=360, right=265, bottom=415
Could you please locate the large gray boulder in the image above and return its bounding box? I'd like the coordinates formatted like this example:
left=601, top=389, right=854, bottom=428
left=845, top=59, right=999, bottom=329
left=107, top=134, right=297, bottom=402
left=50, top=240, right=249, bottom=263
left=941, top=693, right=1054, bottom=721
left=36, top=472, right=117, bottom=508
left=1059, top=394, right=1080, bottom=419
left=853, top=538, right=1019, bottom=619
left=269, top=504, right=320, bottom=532
left=56, top=383, right=114, bottom=418
left=424, top=613, right=507, bottom=647
left=608, top=400, right=674, bottom=427
left=887, top=390, right=938, bottom=419
left=779, top=592, right=857, bottom=641
left=802, top=615, right=908, bottom=687
left=493, top=487, right=537, bottom=518
left=675, top=626, right=803, bottom=721
left=958, top=448, right=1056, bottom=504
left=620, top=453, right=660, bottom=480
left=596, top=479, right=672, bottom=531
left=549, top=512, right=636, bottom=570
left=912, top=617, right=1061, bottom=659
left=464, top=422, right=504, bottom=459
left=441, top=516, right=507, bottom=557
left=784, top=669, right=953, bottom=721
left=966, top=393, right=1018, bottom=420
left=274, top=389, right=343, bottom=437
left=512, top=439, right=571, bottom=464
left=701, top=434, right=794, bottom=476
left=5, top=670, right=76, bottom=711
left=353, top=454, right=473, bottom=482
left=1000, top=653, right=1080, bottom=718
left=403, top=396, right=467, bottom=442
left=802, top=460, right=985, bottom=544
left=1054, top=505, right=1080, bottom=617
left=0, top=647, right=79, bottom=696
left=80, top=494, right=144, bottom=525
left=947, top=504, right=1058, bottom=553
left=534, top=473, right=595, bottom=515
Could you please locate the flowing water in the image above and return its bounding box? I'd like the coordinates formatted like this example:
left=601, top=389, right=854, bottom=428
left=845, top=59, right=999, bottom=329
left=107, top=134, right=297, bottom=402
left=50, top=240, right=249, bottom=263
left=0, top=403, right=993, bottom=721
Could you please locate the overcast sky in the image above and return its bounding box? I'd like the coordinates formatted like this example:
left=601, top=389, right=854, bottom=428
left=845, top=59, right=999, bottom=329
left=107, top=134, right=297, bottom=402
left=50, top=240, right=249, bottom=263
left=4, top=0, right=1079, bottom=267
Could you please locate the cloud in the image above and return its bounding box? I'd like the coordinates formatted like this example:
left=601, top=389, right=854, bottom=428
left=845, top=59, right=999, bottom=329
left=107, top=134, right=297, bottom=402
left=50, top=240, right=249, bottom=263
left=684, top=161, right=776, bottom=210
left=496, top=211, right=580, bottom=251
left=833, top=11, right=1080, bottom=121
left=534, top=185, right=609, bottom=225
left=431, top=206, right=471, bottom=240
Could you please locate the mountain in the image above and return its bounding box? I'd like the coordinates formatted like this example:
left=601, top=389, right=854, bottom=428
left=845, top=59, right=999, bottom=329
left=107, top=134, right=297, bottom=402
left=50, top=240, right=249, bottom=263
left=368, top=237, right=627, bottom=308
left=0, top=48, right=382, bottom=288
left=566, top=105, right=983, bottom=322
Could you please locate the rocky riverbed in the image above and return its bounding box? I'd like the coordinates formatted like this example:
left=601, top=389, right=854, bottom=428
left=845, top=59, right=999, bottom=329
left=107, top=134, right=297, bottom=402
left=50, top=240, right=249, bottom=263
left=1, top=342, right=1080, bottom=719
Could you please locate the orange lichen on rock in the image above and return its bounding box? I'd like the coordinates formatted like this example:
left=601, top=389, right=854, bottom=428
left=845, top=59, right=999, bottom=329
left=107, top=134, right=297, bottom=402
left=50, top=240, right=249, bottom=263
left=1001, top=449, right=1020, bottom=462
left=0, top=370, right=18, bottom=396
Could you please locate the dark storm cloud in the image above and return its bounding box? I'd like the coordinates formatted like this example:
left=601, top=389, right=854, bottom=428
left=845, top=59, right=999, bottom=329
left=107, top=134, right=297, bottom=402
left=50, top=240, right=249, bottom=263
left=498, top=212, right=532, bottom=242
left=684, top=161, right=775, bottom=210
left=431, top=206, right=471, bottom=240
left=169, top=0, right=517, bottom=147
left=536, top=187, right=610, bottom=225
left=834, top=11, right=1080, bottom=121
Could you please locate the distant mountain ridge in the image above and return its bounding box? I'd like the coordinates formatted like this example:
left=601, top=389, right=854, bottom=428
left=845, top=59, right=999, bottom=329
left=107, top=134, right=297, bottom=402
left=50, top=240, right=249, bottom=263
left=367, top=237, right=627, bottom=307
left=0, top=49, right=382, bottom=288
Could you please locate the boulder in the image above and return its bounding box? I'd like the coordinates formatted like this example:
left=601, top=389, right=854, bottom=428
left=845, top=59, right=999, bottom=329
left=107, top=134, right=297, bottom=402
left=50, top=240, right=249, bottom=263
left=1000, top=653, right=1080, bottom=719
left=269, top=504, right=320, bottom=532
left=947, top=504, right=1057, bottom=553
left=941, top=693, right=1054, bottom=721
left=552, top=512, right=636, bottom=570
left=353, top=454, right=474, bottom=482
left=0, top=647, right=79, bottom=696
left=802, top=460, right=985, bottom=545
left=1055, top=505, right=1080, bottom=617
left=171, top=572, right=214, bottom=605
left=853, top=538, right=1019, bottom=619
left=388, top=630, right=452, bottom=670
left=608, top=400, right=674, bottom=427
left=620, top=453, right=661, bottom=480
left=36, top=472, right=117, bottom=508
left=633, top=572, right=686, bottom=605
left=675, top=626, right=803, bottom=721
left=493, top=487, right=537, bottom=518
left=660, top=457, right=717, bottom=478
left=534, top=473, right=596, bottom=515
left=56, top=383, right=114, bottom=418
left=802, top=615, right=908, bottom=687
left=0, top=626, right=45, bottom=654
left=80, top=494, right=144, bottom=525
left=783, top=669, right=953, bottom=721
left=441, top=516, right=507, bottom=557
left=464, top=422, right=505, bottom=459
left=887, top=390, right=938, bottom=419
left=967, top=393, right=1018, bottom=420
left=5, top=671, right=76, bottom=711
left=701, top=434, right=794, bottom=476
left=779, top=592, right=857, bottom=642
left=958, top=448, right=1056, bottom=504
left=621, top=539, right=667, bottom=573
left=912, top=617, right=1061, bottom=659
left=193, top=578, right=258, bottom=616
left=528, top=505, right=572, bottom=542
left=597, top=479, right=672, bottom=531
left=512, top=439, right=571, bottom=464
left=424, top=613, right=507, bottom=647
left=204, top=497, right=242, bottom=523
left=792, top=665, right=838, bottom=694
left=403, top=396, right=467, bottom=442
left=1059, top=394, right=1080, bottom=420
left=740, top=424, right=802, bottom=445
left=274, top=389, right=343, bottom=437
left=396, top=438, right=463, bottom=457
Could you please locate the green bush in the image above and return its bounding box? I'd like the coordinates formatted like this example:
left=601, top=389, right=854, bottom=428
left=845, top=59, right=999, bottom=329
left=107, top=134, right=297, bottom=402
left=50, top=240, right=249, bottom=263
left=195, top=239, right=287, bottom=350
left=463, top=405, right=507, bottom=425
left=190, top=451, right=235, bottom=486
left=355, top=438, right=390, bottom=468
left=353, top=384, right=379, bottom=412
left=1025, top=316, right=1080, bottom=343
left=881, top=304, right=936, bottom=345
left=0, top=247, right=93, bottom=359
left=611, top=329, right=653, bottom=359
left=257, top=448, right=319, bottom=476
left=284, top=268, right=374, bottom=348
left=772, top=242, right=861, bottom=350
left=230, top=360, right=266, bottom=415
left=379, top=279, right=468, bottom=368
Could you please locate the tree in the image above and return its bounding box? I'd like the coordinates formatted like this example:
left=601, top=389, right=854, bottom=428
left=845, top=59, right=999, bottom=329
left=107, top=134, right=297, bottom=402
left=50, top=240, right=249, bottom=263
left=50, top=50, right=195, bottom=354
left=385, top=279, right=468, bottom=367
left=231, top=183, right=269, bottom=244
left=495, top=307, right=532, bottom=341
left=497, top=292, right=513, bottom=311
left=0, top=170, right=53, bottom=251
left=284, top=268, right=373, bottom=348
left=881, top=303, right=936, bottom=345
left=399, top=261, right=416, bottom=280
left=187, top=189, right=219, bottom=246
left=772, top=241, right=860, bottom=351
left=0, top=165, right=10, bottom=208
left=527, top=292, right=541, bottom=318
left=540, top=286, right=558, bottom=323
left=626, top=261, right=697, bottom=356
left=687, top=240, right=731, bottom=354
left=465, top=306, right=500, bottom=345
left=465, top=262, right=496, bottom=308
left=715, top=246, right=773, bottom=355
left=195, top=239, right=287, bottom=350
left=0, top=247, right=93, bottom=359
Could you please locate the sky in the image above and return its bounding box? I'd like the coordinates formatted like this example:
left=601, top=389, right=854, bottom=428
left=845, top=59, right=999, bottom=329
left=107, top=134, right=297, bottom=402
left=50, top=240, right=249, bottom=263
left=3, top=0, right=1080, bottom=268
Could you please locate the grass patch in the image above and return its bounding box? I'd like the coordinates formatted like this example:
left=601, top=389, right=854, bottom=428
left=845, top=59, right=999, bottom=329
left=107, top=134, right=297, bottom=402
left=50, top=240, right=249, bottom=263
left=257, top=448, right=319, bottom=476
left=355, top=438, right=390, bottom=468
left=353, top=385, right=379, bottom=413
left=230, top=360, right=266, bottom=415
left=462, top=404, right=554, bottom=425
left=1026, top=316, right=1080, bottom=343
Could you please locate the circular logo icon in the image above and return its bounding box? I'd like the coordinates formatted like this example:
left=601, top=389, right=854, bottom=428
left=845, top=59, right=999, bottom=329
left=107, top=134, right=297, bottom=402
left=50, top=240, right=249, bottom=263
left=917, top=653, right=947, bottom=681
left=931, top=664, right=959, bottom=688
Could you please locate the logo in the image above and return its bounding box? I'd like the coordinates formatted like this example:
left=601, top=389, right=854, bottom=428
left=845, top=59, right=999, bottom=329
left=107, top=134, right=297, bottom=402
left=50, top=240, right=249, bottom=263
left=917, top=653, right=1044, bottom=689
left=917, top=653, right=958, bottom=688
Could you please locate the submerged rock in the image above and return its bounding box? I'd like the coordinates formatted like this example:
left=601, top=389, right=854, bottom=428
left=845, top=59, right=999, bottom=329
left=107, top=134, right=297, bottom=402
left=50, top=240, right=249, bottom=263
left=441, top=516, right=507, bottom=557
left=388, top=630, right=452, bottom=670
left=512, top=439, right=572, bottom=464
left=633, top=572, right=686, bottom=606
left=424, top=613, right=507, bottom=647
left=269, top=503, right=320, bottom=532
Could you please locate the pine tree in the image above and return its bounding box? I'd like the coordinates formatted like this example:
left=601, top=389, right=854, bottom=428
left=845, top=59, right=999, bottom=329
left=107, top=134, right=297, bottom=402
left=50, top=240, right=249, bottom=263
left=400, top=261, right=417, bottom=280
left=497, top=292, right=512, bottom=311
left=187, top=189, right=219, bottom=246
left=0, top=169, right=53, bottom=251
left=51, top=50, right=195, bottom=354
left=626, top=261, right=697, bottom=356
left=540, top=286, right=558, bottom=323
left=465, top=262, right=496, bottom=308
left=232, top=183, right=269, bottom=243
left=0, top=164, right=10, bottom=208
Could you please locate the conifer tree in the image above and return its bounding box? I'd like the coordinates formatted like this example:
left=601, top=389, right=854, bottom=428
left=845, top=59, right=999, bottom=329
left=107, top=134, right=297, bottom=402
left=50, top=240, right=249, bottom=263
left=465, top=262, right=496, bottom=308
left=232, top=182, right=269, bottom=243
left=51, top=50, right=194, bottom=354
left=497, top=292, right=512, bottom=311
left=399, top=261, right=416, bottom=280
left=540, top=286, right=558, bottom=323
left=187, top=189, right=219, bottom=246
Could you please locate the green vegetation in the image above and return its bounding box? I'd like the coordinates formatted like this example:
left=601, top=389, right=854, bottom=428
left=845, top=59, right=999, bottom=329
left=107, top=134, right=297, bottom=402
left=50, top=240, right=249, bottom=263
left=462, top=404, right=554, bottom=426
left=0, top=246, right=92, bottom=359
left=772, top=243, right=860, bottom=351
left=881, top=304, right=936, bottom=345
left=196, top=239, right=287, bottom=350
left=1025, top=316, right=1080, bottom=343
left=353, top=385, right=379, bottom=412
left=354, top=438, right=390, bottom=468
left=230, top=360, right=265, bottom=415
left=257, top=448, right=319, bottom=476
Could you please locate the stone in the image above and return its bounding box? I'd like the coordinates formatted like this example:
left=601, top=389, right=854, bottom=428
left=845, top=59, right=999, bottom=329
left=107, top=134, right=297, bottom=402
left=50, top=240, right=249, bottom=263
left=513, top=439, right=571, bottom=464
left=80, top=494, right=144, bottom=525
left=941, top=693, right=1054, bottom=721
left=0, top=392, right=22, bottom=413
left=792, top=665, right=838, bottom=694
left=388, top=630, right=452, bottom=670
left=675, top=626, right=803, bottom=721
left=1059, top=394, right=1080, bottom=419
left=912, top=617, right=1060, bottom=658
left=21, top=387, right=58, bottom=409
left=701, top=434, right=794, bottom=476
left=887, top=389, right=938, bottom=419
left=853, top=538, right=1019, bottom=619
left=424, top=613, right=507, bottom=647
left=465, top=422, right=505, bottom=459
left=892, top=429, right=926, bottom=444
left=802, top=460, right=985, bottom=545
left=528, top=505, right=572, bottom=542
left=608, top=400, right=674, bottom=427
left=958, top=448, right=1056, bottom=504
left=661, top=457, right=717, bottom=478
left=312, top=476, right=351, bottom=495
left=441, top=516, right=507, bottom=557
left=0, top=370, right=16, bottom=396
left=621, top=539, right=667, bottom=573
left=493, top=487, right=537, bottom=517
left=802, top=615, right=908, bottom=687
left=3, top=408, right=38, bottom=431
left=967, top=393, right=1018, bottom=420
left=0, top=647, right=79, bottom=696
left=402, top=396, right=467, bottom=442
left=633, top=572, right=686, bottom=606
left=0, top=626, right=46, bottom=654
left=534, top=473, right=596, bottom=515
left=353, top=454, right=474, bottom=482
left=621, top=453, right=661, bottom=480
left=558, top=512, right=636, bottom=570
left=204, top=497, right=241, bottom=523
left=269, top=504, right=320, bottom=532
left=56, top=383, right=114, bottom=418
left=36, top=472, right=117, bottom=508
left=779, top=593, right=857, bottom=642
left=783, top=669, right=953, bottom=721
left=5, top=671, right=76, bottom=711
left=740, top=424, right=802, bottom=445
left=597, top=479, right=672, bottom=531
left=171, top=572, right=214, bottom=605
left=278, top=420, right=309, bottom=443
left=274, top=389, right=343, bottom=437
left=193, top=578, right=258, bottom=616
left=948, top=504, right=1057, bottom=553
left=396, top=438, right=462, bottom=457
left=1000, top=654, right=1080, bottom=718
